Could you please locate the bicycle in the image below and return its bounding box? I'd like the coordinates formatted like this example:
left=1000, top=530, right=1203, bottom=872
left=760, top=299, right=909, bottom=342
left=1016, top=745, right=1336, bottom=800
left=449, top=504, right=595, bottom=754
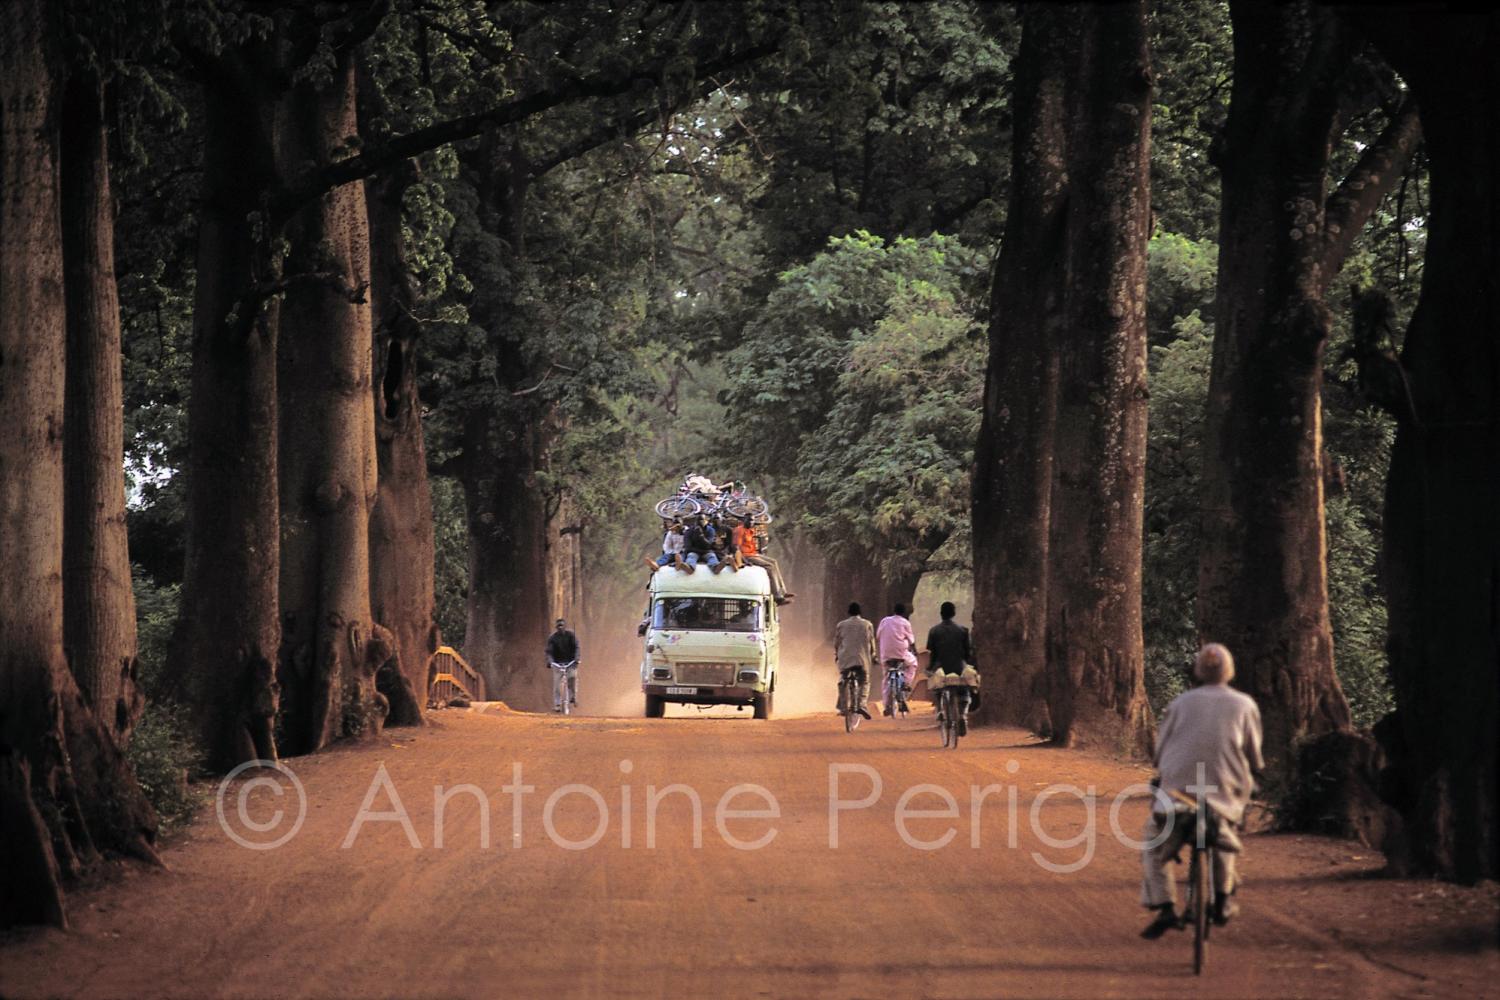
left=549, top=659, right=578, bottom=715
left=655, top=494, right=703, bottom=520
left=933, top=675, right=970, bottom=748
left=838, top=667, right=866, bottom=732
left=883, top=662, right=910, bottom=718
left=655, top=478, right=774, bottom=525
left=1164, top=789, right=1225, bottom=975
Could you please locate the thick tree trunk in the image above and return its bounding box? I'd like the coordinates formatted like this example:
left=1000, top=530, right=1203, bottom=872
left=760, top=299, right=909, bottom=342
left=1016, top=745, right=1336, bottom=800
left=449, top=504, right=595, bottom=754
left=969, top=6, right=1069, bottom=736
left=60, top=68, right=142, bottom=742
left=1, top=2, right=157, bottom=928
left=169, top=60, right=282, bottom=771
left=1344, top=8, right=1498, bottom=882
left=276, top=54, right=388, bottom=754
left=449, top=140, right=559, bottom=709
left=1041, top=0, right=1154, bottom=754
left=367, top=165, right=435, bottom=726
left=1199, top=2, right=1418, bottom=770
left=460, top=410, right=553, bottom=709
left=547, top=493, right=583, bottom=628
left=972, top=3, right=1155, bottom=749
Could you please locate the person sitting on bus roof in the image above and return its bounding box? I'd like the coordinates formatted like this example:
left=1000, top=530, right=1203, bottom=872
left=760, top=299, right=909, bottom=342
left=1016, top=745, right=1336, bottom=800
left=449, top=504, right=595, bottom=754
left=711, top=524, right=736, bottom=572
left=644, top=520, right=687, bottom=574
left=734, top=516, right=793, bottom=604
left=681, top=516, right=719, bottom=573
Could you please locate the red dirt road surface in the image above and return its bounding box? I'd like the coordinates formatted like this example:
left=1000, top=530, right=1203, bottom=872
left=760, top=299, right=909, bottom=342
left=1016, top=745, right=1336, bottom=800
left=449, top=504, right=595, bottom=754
left=2, top=708, right=1497, bottom=999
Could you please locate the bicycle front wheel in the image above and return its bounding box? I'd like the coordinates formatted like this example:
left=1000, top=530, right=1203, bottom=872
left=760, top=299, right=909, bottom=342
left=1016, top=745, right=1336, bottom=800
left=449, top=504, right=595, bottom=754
left=655, top=496, right=701, bottom=520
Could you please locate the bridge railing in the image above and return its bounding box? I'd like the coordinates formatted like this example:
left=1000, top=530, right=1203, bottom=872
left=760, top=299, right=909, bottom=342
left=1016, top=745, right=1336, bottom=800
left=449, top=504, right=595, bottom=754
left=427, top=645, right=485, bottom=705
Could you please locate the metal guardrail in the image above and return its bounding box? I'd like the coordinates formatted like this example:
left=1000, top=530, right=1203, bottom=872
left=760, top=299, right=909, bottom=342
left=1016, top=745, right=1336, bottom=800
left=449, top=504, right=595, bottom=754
left=427, top=645, right=485, bottom=705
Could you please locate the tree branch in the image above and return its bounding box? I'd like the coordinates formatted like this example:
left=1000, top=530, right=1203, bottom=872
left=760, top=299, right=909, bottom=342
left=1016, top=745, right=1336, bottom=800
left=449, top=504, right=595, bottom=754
left=530, top=102, right=668, bottom=180
left=1322, top=97, right=1422, bottom=275
left=512, top=362, right=580, bottom=397
left=274, top=33, right=784, bottom=212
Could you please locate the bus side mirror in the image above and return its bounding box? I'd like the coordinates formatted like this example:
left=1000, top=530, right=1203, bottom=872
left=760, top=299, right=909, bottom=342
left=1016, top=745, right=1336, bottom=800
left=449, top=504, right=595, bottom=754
left=637, top=620, right=649, bottom=637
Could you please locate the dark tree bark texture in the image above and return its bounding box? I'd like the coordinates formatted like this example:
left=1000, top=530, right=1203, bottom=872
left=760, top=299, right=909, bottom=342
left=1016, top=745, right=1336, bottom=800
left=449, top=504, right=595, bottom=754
left=969, top=6, right=1069, bottom=735
left=168, top=51, right=283, bottom=771
left=972, top=2, right=1154, bottom=754
left=367, top=164, right=436, bottom=726
left=1, top=0, right=158, bottom=929
left=275, top=53, right=389, bottom=753
left=1342, top=6, right=1498, bottom=882
left=1199, top=1, right=1418, bottom=771
left=451, top=142, right=563, bottom=710
left=460, top=409, right=554, bottom=709
left=1042, top=1, right=1154, bottom=754
left=60, top=67, right=142, bottom=742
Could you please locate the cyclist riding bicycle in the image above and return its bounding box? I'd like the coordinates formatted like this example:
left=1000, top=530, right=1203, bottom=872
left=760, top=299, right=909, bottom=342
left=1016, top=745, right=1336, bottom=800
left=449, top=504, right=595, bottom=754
left=1139, top=643, right=1263, bottom=939
left=833, top=602, right=876, bottom=719
left=924, top=601, right=979, bottom=719
left=875, top=603, right=918, bottom=717
left=545, top=618, right=580, bottom=712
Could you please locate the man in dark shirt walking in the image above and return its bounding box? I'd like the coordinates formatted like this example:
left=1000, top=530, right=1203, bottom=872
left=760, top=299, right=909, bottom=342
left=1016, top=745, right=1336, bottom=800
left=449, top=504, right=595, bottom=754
left=545, top=618, right=580, bottom=711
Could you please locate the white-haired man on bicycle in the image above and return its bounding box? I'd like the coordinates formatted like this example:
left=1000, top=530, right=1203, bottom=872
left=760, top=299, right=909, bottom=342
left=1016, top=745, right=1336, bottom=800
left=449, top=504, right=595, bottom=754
left=1140, top=643, right=1264, bottom=940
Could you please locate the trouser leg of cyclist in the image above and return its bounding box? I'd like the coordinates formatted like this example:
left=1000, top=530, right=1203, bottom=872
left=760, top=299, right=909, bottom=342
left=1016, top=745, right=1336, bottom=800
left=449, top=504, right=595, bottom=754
left=553, top=666, right=566, bottom=712
left=1140, top=812, right=1238, bottom=908
left=855, top=667, right=869, bottom=712
left=567, top=666, right=578, bottom=706
left=1213, top=842, right=1236, bottom=897
left=1139, top=812, right=1186, bottom=909
left=881, top=659, right=901, bottom=712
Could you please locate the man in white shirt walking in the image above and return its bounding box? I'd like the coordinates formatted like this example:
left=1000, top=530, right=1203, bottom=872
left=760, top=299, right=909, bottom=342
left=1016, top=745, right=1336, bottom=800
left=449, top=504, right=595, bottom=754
left=1140, top=643, right=1265, bottom=939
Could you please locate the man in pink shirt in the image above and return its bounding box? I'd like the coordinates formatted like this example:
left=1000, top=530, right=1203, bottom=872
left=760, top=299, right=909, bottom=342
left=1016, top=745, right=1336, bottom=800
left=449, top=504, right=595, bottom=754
left=875, top=603, right=919, bottom=716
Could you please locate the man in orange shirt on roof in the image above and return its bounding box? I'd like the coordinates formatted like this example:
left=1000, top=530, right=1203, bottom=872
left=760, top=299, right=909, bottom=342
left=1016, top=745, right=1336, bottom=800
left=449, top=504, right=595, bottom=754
left=731, top=516, right=794, bottom=605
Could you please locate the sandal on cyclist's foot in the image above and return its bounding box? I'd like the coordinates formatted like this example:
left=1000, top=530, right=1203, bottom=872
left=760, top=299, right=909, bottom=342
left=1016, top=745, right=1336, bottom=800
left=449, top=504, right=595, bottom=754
left=857, top=708, right=871, bottom=719
left=1139, top=905, right=1179, bottom=940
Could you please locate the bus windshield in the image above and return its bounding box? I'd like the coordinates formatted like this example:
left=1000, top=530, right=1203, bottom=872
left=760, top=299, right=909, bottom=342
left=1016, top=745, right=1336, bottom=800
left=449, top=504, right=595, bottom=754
left=653, top=598, right=762, bottom=632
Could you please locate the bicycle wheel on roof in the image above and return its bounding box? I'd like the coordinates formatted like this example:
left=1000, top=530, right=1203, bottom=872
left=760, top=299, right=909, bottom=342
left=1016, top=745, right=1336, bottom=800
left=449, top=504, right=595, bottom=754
left=655, top=496, right=701, bottom=520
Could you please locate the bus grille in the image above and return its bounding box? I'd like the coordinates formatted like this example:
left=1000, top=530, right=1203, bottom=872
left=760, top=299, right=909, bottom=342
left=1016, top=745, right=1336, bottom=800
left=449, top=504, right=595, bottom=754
left=675, top=662, right=738, bottom=686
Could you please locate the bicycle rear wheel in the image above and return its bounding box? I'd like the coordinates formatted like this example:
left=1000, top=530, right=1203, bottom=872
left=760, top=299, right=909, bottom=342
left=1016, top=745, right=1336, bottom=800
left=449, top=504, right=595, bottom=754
left=726, top=495, right=768, bottom=517
left=842, top=677, right=860, bottom=732
left=938, top=691, right=954, bottom=747
left=1192, top=848, right=1209, bottom=974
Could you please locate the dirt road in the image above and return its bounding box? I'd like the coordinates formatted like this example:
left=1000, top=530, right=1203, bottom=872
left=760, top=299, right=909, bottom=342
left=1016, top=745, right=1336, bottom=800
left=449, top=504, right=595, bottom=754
left=2, top=706, right=1496, bottom=999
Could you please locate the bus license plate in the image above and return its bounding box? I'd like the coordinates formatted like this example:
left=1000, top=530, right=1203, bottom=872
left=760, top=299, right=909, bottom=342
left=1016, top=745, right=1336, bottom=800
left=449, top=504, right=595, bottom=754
left=666, top=686, right=699, bottom=695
